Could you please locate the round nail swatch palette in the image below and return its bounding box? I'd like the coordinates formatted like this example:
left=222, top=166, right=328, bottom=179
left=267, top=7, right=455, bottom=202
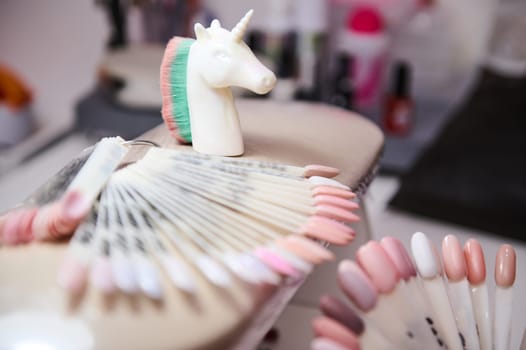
left=57, top=145, right=359, bottom=299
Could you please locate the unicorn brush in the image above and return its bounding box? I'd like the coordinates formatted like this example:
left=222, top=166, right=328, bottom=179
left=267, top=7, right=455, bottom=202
left=160, top=9, right=276, bottom=156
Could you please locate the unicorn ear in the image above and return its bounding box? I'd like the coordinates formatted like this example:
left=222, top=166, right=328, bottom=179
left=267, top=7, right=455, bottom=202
left=211, top=19, right=221, bottom=29
left=194, top=23, right=210, bottom=41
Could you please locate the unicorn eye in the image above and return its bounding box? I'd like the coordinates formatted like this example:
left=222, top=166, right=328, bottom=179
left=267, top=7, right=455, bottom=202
left=214, top=50, right=230, bottom=61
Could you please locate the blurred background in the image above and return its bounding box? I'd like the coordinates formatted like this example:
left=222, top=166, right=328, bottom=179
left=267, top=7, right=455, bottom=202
left=1, top=0, right=526, bottom=348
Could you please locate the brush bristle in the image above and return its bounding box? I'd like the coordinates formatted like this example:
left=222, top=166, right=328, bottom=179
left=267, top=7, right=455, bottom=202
left=160, top=37, right=194, bottom=144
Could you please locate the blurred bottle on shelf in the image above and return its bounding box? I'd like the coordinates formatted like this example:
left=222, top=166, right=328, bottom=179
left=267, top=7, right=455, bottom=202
left=328, top=54, right=354, bottom=110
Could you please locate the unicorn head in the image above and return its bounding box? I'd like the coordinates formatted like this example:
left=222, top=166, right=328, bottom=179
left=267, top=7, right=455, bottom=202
left=160, top=10, right=276, bottom=156
left=192, top=10, right=276, bottom=94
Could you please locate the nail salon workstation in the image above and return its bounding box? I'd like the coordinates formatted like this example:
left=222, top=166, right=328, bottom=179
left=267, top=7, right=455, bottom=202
left=0, top=5, right=523, bottom=350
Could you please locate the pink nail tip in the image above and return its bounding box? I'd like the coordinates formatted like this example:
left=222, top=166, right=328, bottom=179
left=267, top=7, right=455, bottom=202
left=254, top=248, right=301, bottom=277
left=356, top=241, right=400, bottom=294
left=62, top=191, right=91, bottom=221
left=312, top=186, right=356, bottom=199
left=2, top=210, right=25, bottom=245
left=380, top=237, right=416, bottom=281
left=314, top=195, right=359, bottom=210
left=301, top=219, right=349, bottom=246
left=315, top=205, right=359, bottom=223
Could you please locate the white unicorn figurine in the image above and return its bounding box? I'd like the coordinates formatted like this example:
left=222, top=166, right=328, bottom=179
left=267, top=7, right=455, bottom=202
left=160, top=9, right=276, bottom=156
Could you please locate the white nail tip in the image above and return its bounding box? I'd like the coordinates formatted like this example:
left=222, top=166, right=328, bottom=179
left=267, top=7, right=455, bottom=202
left=241, top=254, right=281, bottom=285
left=196, top=256, right=231, bottom=288
left=161, top=256, right=196, bottom=293
left=411, top=232, right=439, bottom=279
left=223, top=253, right=261, bottom=284
left=135, top=257, right=163, bottom=300
left=112, top=255, right=138, bottom=293
left=308, top=176, right=350, bottom=190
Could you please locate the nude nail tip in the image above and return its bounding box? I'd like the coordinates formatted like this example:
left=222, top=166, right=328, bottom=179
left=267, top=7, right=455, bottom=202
left=495, top=244, right=516, bottom=287
left=442, top=234, right=466, bottom=282
left=356, top=241, right=399, bottom=294
left=275, top=238, right=324, bottom=264
left=286, top=235, right=335, bottom=261
left=380, top=237, right=416, bottom=280
left=463, top=239, right=486, bottom=284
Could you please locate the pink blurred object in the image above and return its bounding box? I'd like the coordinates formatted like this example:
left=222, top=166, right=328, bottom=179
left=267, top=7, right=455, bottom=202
left=329, top=0, right=420, bottom=26
left=339, top=6, right=388, bottom=110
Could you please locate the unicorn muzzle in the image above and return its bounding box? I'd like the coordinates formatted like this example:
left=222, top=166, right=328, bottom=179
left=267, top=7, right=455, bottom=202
left=253, top=71, right=277, bottom=95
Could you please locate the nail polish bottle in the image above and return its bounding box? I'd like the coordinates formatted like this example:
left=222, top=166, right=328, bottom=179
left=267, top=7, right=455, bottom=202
left=383, top=61, right=413, bottom=136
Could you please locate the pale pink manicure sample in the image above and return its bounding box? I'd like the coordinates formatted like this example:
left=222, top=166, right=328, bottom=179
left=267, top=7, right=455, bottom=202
left=2, top=210, right=25, bottom=245
left=312, top=186, right=356, bottom=199
left=310, top=216, right=355, bottom=237
left=356, top=241, right=400, bottom=294
left=20, top=208, right=37, bottom=243
left=464, top=239, right=486, bottom=285
left=338, top=260, right=378, bottom=311
left=442, top=234, right=466, bottom=282
left=311, top=337, right=348, bottom=350
left=305, top=164, right=340, bottom=178
left=57, top=255, right=88, bottom=292
left=254, top=247, right=300, bottom=278
left=91, top=257, right=115, bottom=293
left=31, top=205, right=53, bottom=240
left=380, top=237, right=416, bottom=281
left=314, top=195, right=359, bottom=211
left=315, top=204, right=360, bottom=223
left=312, top=316, right=361, bottom=350
left=62, top=190, right=91, bottom=222
left=301, top=218, right=349, bottom=246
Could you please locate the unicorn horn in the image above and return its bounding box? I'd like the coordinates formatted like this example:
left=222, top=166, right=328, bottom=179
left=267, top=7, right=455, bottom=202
left=231, top=9, right=253, bottom=42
